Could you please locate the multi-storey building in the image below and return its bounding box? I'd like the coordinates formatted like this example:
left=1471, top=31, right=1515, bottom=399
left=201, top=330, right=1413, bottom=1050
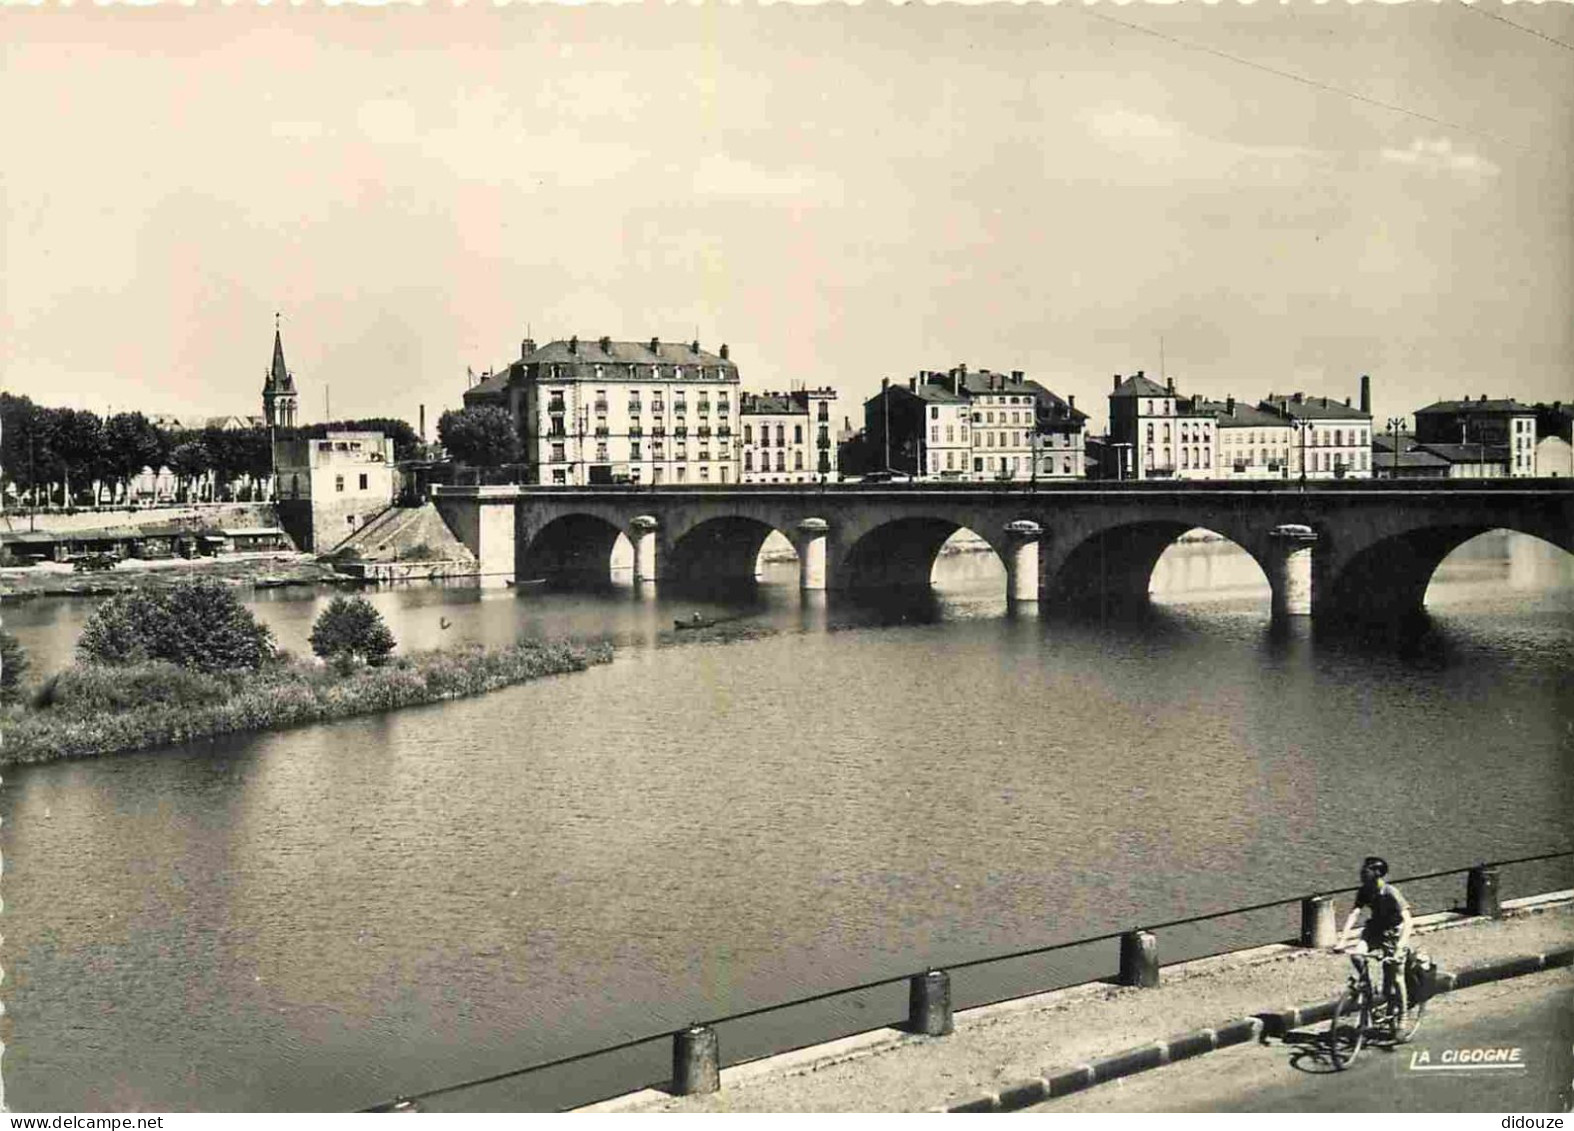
left=464, top=336, right=741, bottom=485
left=1414, top=397, right=1539, bottom=477
left=865, top=366, right=1084, bottom=482
left=740, top=388, right=838, bottom=483
left=1259, top=387, right=1374, bottom=479
left=1107, top=372, right=1217, bottom=480
left=1195, top=397, right=1294, bottom=479
left=273, top=431, right=395, bottom=551
left=1032, top=388, right=1089, bottom=480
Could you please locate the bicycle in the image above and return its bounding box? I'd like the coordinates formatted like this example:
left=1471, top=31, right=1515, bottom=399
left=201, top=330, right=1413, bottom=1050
left=1325, top=948, right=1427, bottom=1069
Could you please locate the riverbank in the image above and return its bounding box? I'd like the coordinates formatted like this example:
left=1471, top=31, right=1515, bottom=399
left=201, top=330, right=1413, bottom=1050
left=583, top=896, right=1574, bottom=1113
left=0, top=551, right=350, bottom=601
left=0, top=638, right=612, bottom=766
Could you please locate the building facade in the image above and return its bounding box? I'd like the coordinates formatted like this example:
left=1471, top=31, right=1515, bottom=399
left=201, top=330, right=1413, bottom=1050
left=740, top=388, right=838, bottom=483
left=1108, top=372, right=1218, bottom=480
left=1258, top=389, right=1374, bottom=479
left=1197, top=397, right=1294, bottom=479
left=273, top=431, right=395, bottom=551
left=1414, top=397, right=1539, bottom=477
left=1032, top=388, right=1088, bottom=481
left=465, top=336, right=741, bottom=485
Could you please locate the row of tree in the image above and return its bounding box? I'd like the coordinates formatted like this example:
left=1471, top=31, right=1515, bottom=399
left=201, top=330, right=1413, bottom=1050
left=0, top=394, right=426, bottom=507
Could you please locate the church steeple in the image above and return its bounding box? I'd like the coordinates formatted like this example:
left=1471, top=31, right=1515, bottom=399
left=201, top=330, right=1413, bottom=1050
left=262, top=314, right=299, bottom=428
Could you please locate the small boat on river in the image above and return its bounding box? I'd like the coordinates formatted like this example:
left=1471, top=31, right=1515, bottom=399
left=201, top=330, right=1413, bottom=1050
left=674, top=613, right=738, bottom=631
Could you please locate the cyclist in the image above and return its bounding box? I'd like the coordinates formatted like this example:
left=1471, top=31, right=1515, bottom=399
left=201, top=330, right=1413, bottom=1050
left=1334, top=856, right=1415, bottom=1020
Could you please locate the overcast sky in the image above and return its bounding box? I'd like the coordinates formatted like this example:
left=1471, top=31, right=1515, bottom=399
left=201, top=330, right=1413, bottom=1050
left=3, top=2, right=1571, bottom=434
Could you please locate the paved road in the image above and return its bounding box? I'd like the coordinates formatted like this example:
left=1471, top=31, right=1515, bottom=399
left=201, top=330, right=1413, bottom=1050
left=1029, top=969, right=1574, bottom=1113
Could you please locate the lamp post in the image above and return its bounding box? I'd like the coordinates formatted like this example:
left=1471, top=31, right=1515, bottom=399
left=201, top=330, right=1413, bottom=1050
left=1386, top=417, right=1405, bottom=480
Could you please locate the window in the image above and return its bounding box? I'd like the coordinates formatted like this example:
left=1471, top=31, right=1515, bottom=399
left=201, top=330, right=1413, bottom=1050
left=335, top=474, right=344, bottom=493
left=744, top=424, right=753, bottom=444
left=552, top=469, right=566, bottom=485
left=931, top=426, right=939, bottom=441
left=358, top=473, right=368, bottom=491
left=551, top=444, right=565, bottom=463
left=974, top=458, right=983, bottom=472
left=744, top=451, right=753, bottom=471
left=347, top=515, right=357, bottom=527
left=700, top=465, right=709, bottom=481
left=776, top=424, right=785, bottom=446
left=931, top=453, right=939, bottom=473
left=930, top=406, right=939, bottom=419
left=631, top=443, right=642, bottom=461
left=794, top=424, right=803, bottom=444
left=946, top=451, right=955, bottom=470
left=946, top=425, right=954, bottom=442
left=1146, top=423, right=1154, bottom=443
left=795, top=451, right=804, bottom=470
left=290, top=474, right=299, bottom=498
left=676, top=466, right=686, bottom=482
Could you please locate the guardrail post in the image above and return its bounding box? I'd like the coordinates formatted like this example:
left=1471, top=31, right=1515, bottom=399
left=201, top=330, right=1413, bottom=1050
left=1299, top=895, right=1336, bottom=947
left=1466, top=865, right=1502, bottom=919
left=906, top=969, right=953, bottom=1036
left=1119, top=930, right=1159, bottom=988
left=672, top=1025, right=720, bottom=1096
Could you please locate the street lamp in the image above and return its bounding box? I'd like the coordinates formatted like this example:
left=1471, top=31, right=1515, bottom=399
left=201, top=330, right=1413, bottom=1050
left=1386, top=417, right=1405, bottom=480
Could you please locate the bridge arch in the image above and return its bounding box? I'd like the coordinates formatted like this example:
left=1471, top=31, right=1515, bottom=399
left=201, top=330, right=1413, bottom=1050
left=838, top=516, right=1009, bottom=591
left=519, top=513, right=630, bottom=587
left=1043, top=519, right=1276, bottom=611
left=1318, top=519, right=1574, bottom=624
left=666, top=515, right=798, bottom=587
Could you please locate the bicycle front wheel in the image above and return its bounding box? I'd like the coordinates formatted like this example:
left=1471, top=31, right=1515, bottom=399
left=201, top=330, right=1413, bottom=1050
left=1327, top=989, right=1369, bottom=1069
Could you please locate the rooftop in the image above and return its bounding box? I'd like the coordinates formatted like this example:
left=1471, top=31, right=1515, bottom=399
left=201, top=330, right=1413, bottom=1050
left=1259, top=394, right=1371, bottom=422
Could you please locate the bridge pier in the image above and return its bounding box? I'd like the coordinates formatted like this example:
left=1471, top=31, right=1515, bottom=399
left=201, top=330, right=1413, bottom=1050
left=630, top=515, right=660, bottom=584
left=432, top=487, right=519, bottom=588
left=795, top=517, right=829, bottom=591
left=1002, top=520, right=1042, bottom=603
left=1266, top=524, right=1318, bottom=618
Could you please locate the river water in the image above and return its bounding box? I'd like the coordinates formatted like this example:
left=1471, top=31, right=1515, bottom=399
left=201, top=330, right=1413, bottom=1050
left=1, top=532, right=1571, bottom=1111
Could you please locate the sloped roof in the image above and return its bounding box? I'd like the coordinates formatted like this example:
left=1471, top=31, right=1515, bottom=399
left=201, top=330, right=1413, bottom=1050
left=740, top=393, right=806, bottom=415
left=264, top=329, right=297, bottom=395
left=1194, top=399, right=1289, bottom=429
left=1023, top=380, right=1090, bottom=421
left=1417, top=443, right=1510, bottom=463
left=914, top=382, right=965, bottom=404
left=1111, top=373, right=1171, bottom=398
left=1259, top=394, right=1371, bottom=422
left=959, top=369, right=1041, bottom=397
left=1415, top=398, right=1533, bottom=415
left=1373, top=450, right=1450, bottom=470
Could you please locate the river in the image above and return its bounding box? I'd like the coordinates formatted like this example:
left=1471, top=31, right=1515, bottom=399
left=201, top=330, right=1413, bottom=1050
left=1, top=531, right=1571, bottom=1111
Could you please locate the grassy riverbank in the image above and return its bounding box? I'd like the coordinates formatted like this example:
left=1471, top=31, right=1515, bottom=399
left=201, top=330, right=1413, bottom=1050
left=0, top=639, right=612, bottom=766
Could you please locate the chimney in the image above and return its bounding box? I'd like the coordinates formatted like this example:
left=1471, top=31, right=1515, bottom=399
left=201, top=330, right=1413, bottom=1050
left=1166, top=376, right=1174, bottom=395
left=649, top=336, right=660, bottom=354
left=1068, top=395, right=1076, bottom=410
left=1226, top=395, right=1235, bottom=415
left=1344, top=396, right=1351, bottom=407
left=521, top=338, right=536, bottom=358
left=1137, top=370, right=1145, bottom=380
left=909, top=376, right=917, bottom=392
left=599, top=335, right=612, bottom=354
left=1360, top=374, right=1371, bottom=414
left=1012, top=370, right=1024, bottom=381
left=720, top=343, right=730, bottom=361
left=419, top=404, right=426, bottom=442
left=568, top=335, right=579, bottom=354
left=1113, top=374, right=1122, bottom=391
left=691, top=340, right=700, bottom=354
left=1294, top=392, right=1304, bottom=405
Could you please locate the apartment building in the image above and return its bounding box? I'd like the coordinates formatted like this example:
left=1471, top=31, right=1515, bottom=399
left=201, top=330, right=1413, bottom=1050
left=464, top=335, right=741, bottom=485
left=740, top=388, right=838, bottom=483
left=1414, top=396, right=1539, bottom=478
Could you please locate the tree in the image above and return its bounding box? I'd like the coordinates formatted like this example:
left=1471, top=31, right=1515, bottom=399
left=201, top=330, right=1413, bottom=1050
left=309, top=596, right=396, bottom=668
left=1, top=629, right=28, bottom=704
left=0, top=393, right=52, bottom=506
left=103, top=412, right=163, bottom=504
left=437, top=406, right=521, bottom=467
left=166, top=439, right=210, bottom=502
left=53, top=409, right=105, bottom=504
left=77, top=578, right=275, bottom=672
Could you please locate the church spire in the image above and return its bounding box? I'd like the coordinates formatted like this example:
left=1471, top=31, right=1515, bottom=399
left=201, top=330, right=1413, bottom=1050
left=262, top=314, right=299, bottom=428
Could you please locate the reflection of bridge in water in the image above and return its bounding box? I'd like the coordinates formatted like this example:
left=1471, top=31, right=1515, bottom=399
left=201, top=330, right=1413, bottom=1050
left=431, top=481, right=1574, bottom=625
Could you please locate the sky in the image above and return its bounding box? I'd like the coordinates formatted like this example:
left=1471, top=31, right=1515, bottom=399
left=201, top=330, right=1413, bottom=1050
left=2, top=1, right=1572, bottom=436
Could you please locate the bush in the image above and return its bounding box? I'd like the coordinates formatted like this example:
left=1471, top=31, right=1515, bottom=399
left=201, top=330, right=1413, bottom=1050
left=35, top=661, right=230, bottom=718
left=309, top=596, right=396, bottom=668
left=77, top=577, right=275, bottom=672
left=1, top=630, right=27, bottom=703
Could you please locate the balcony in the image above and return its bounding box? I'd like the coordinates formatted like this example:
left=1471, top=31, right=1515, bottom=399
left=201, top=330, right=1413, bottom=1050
left=628, top=426, right=643, bottom=438
left=818, top=436, right=832, bottom=450
left=699, top=451, right=712, bottom=462
left=593, top=427, right=609, bottom=439
left=627, top=402, right=642, bottom=416
left=593, top=400, right=608, bottom=413
left=674, top=427, right=689, bottom=439
left=651, top=402, right=665, bottom=414
left=546, top=399, right=566, bottom=415
left=718, top=427, right=732, bottom=439
left=652, top=426, right=666, bottom=438
left=697, top=426, right=711, bottom=438
left=547, top=425, right=568, bottom=440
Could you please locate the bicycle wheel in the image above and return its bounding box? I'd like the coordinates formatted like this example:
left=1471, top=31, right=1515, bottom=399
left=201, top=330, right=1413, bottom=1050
left=1327, top=987, right=1369, bottom=1069
left=1386, top=978, right=1426, bottom=1044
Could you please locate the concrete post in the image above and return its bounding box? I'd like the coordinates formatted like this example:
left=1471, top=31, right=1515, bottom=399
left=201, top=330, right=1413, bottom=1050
left=1118, top=930, right=1159, bottom=988
left=1267, top=524, right=1318, bottom=617
left=630, top=515, right=660, bottom=583
left=1300, top=895, right=1336, bottom=948
left=1466, top=865, right=1502, bottom=919
left=906, top=969, right=953, bottom=1036
left=1002, top=520, right=1042, bottom=603
left=796, top=517, right=829, bottom=591
left=672, top=1025, right=721, bottom=1095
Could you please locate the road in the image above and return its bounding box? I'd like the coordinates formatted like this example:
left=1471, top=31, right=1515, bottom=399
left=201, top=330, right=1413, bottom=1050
left=1028, top=969, right=1574, bottom=1113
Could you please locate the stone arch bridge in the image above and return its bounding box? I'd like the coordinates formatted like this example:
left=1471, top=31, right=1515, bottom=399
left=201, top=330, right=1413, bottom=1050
left=431, top=481, right=1574, bottom=624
